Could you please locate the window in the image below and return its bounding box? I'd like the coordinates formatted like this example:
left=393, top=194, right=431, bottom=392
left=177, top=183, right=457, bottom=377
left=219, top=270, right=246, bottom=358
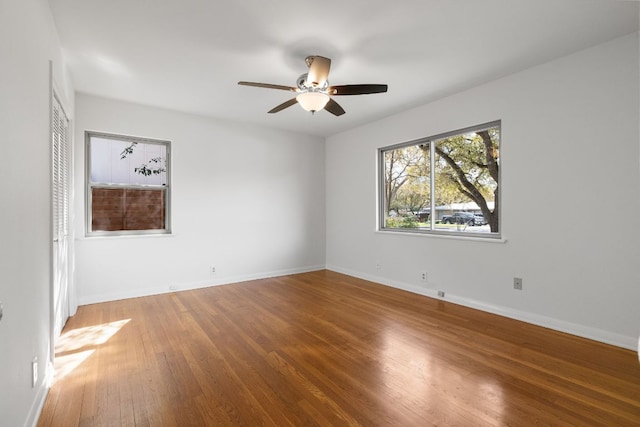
left=379, top=121, right=500, bottom=238
left=86, top=131, right=171, bottom=236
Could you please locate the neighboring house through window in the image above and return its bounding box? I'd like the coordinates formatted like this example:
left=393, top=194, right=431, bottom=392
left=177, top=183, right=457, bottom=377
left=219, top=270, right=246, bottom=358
left=86, top=131, right=171, bottom=236
left=379, top=121, right=500, bottom=238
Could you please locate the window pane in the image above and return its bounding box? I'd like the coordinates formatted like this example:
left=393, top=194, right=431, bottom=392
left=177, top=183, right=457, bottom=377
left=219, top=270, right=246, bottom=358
left=91, top=188, right=166, bottom=231
left=383, top=145, right=430, bottom=229
left=89, top=136, right=167, bottom=186
left=434, top=127, right=499, bottom=234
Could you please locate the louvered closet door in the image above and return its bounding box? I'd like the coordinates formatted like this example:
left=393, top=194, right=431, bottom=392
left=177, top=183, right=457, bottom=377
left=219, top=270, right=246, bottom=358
left=52, top=92, right=70, bottom=338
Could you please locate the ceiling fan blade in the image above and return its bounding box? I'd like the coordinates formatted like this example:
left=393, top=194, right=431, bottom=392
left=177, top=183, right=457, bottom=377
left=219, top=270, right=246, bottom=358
left=324, top=98, right=345, bottom=116
left=238, top=81, right=297, bottom=92
left=306, top=56, right=331, bottom=87
left=329, top=84, right=388, bottom=96
left=268, top=98, right=298, bottom=114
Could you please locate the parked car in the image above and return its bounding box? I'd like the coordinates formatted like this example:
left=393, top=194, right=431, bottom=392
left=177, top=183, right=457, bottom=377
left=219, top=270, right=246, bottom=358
left=474, top=214, right=486, bottom=226
left=441, top=212, right=481, bottom=226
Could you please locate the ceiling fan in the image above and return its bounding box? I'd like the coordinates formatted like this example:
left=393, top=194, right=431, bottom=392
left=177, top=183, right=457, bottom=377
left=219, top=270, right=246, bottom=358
left=238, top=55, right=388, bottom=116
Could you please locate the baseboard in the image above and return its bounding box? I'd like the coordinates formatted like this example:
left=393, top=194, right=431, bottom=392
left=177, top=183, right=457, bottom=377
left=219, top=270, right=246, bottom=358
left=77, top=265, right=326, bottom=306
left=25, top=379, right=50, bottom=427
left=326, top=264, right=637, bottom=351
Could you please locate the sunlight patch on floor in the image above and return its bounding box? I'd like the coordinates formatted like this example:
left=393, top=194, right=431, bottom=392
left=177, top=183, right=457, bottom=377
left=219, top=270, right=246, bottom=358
left=53, top=319, right=131, bottom=382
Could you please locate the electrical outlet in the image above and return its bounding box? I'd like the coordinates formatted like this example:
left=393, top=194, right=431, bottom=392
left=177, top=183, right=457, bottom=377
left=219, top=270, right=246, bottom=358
left=210, top=266, right=216, bottom=275
left=375, top=261, right=381, bottom=270
left=420, top=271, right=428, bottom=283
left=513, top=277, right=523, bottom=290
left=169, top=285, right=178, bottom=291
left=437, top=290, right=445, bottom=298
left=32, top=357, right=38, bottom=388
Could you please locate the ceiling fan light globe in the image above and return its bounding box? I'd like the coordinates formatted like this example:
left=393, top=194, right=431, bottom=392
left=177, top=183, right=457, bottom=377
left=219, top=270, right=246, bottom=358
left=296, top=92, right=330, bottom=112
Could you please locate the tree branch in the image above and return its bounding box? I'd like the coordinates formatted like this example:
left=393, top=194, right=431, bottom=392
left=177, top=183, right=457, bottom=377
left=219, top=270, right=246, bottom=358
left=435, top=146, right=490, bottom=214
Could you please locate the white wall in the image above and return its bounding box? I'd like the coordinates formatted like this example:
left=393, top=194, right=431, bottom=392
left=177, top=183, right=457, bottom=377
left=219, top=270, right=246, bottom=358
left=326, top=33, right=640, bottom=350
left=0, top=0, right=74, bottom=425
left=74, top=94, right=326, bottom=304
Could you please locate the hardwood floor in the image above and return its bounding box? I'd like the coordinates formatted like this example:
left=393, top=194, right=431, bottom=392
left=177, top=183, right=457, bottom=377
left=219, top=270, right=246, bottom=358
left=38, top=270, right=640, bottom=426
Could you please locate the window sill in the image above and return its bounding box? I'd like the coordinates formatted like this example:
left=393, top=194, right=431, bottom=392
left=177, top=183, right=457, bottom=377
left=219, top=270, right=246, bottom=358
left=78, top=233, right=175, bottom=241
left=375, top=229, right=506, bottom=243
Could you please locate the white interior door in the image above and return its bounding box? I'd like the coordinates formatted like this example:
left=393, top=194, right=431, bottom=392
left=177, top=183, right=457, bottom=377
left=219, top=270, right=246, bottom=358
left=52, top=91, right=71, bottom=338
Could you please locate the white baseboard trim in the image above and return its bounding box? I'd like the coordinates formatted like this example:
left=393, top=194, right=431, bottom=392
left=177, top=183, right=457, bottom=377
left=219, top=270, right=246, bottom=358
left=77, top=265, right=326, bottom=306
left=25, top=380, right=50, bottom=427
left=26, top=353, right=57, bottom=426
left=326, top=264, right=637, bottom=351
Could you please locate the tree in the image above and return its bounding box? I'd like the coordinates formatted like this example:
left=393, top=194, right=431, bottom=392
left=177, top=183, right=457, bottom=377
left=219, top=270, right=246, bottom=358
left=383, top=146, right=426, bottom=215
left=395, top=178, right=430, bottom=216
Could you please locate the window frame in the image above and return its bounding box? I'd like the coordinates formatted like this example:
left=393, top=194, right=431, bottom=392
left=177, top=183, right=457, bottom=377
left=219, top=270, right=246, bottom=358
left=85, top=131, right=172, bottom=237
left=378, top=120, right=501, bottom=239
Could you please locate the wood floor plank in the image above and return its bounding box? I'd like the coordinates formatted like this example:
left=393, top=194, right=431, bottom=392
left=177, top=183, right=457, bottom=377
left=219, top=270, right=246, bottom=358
left=38, top=270, right=640, bottom=426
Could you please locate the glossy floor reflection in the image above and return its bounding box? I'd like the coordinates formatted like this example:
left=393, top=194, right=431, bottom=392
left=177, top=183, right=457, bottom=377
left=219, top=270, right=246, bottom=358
left=39, top=271, right=640, bottom=426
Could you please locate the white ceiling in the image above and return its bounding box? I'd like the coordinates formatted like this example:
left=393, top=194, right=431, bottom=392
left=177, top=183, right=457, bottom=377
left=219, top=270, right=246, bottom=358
left=49, top=0, right=638, bottom=137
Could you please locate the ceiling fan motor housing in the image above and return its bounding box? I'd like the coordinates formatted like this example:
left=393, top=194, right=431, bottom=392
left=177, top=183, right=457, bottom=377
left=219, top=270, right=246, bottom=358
left=297, top=73, right=329, bottom=92
left=296, top=73, right=308, bottom=90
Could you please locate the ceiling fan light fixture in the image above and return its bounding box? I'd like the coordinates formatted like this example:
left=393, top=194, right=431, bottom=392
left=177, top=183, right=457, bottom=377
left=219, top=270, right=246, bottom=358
left=296, top=91, right=330, bottom=112
left=238, top=55, right=387, bottom=116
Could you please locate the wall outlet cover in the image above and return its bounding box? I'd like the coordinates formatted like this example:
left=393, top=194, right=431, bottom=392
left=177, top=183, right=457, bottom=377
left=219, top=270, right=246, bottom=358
left=514, top=277, right=523, bottom=290
left=32, top=358, right=38, bottom=388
